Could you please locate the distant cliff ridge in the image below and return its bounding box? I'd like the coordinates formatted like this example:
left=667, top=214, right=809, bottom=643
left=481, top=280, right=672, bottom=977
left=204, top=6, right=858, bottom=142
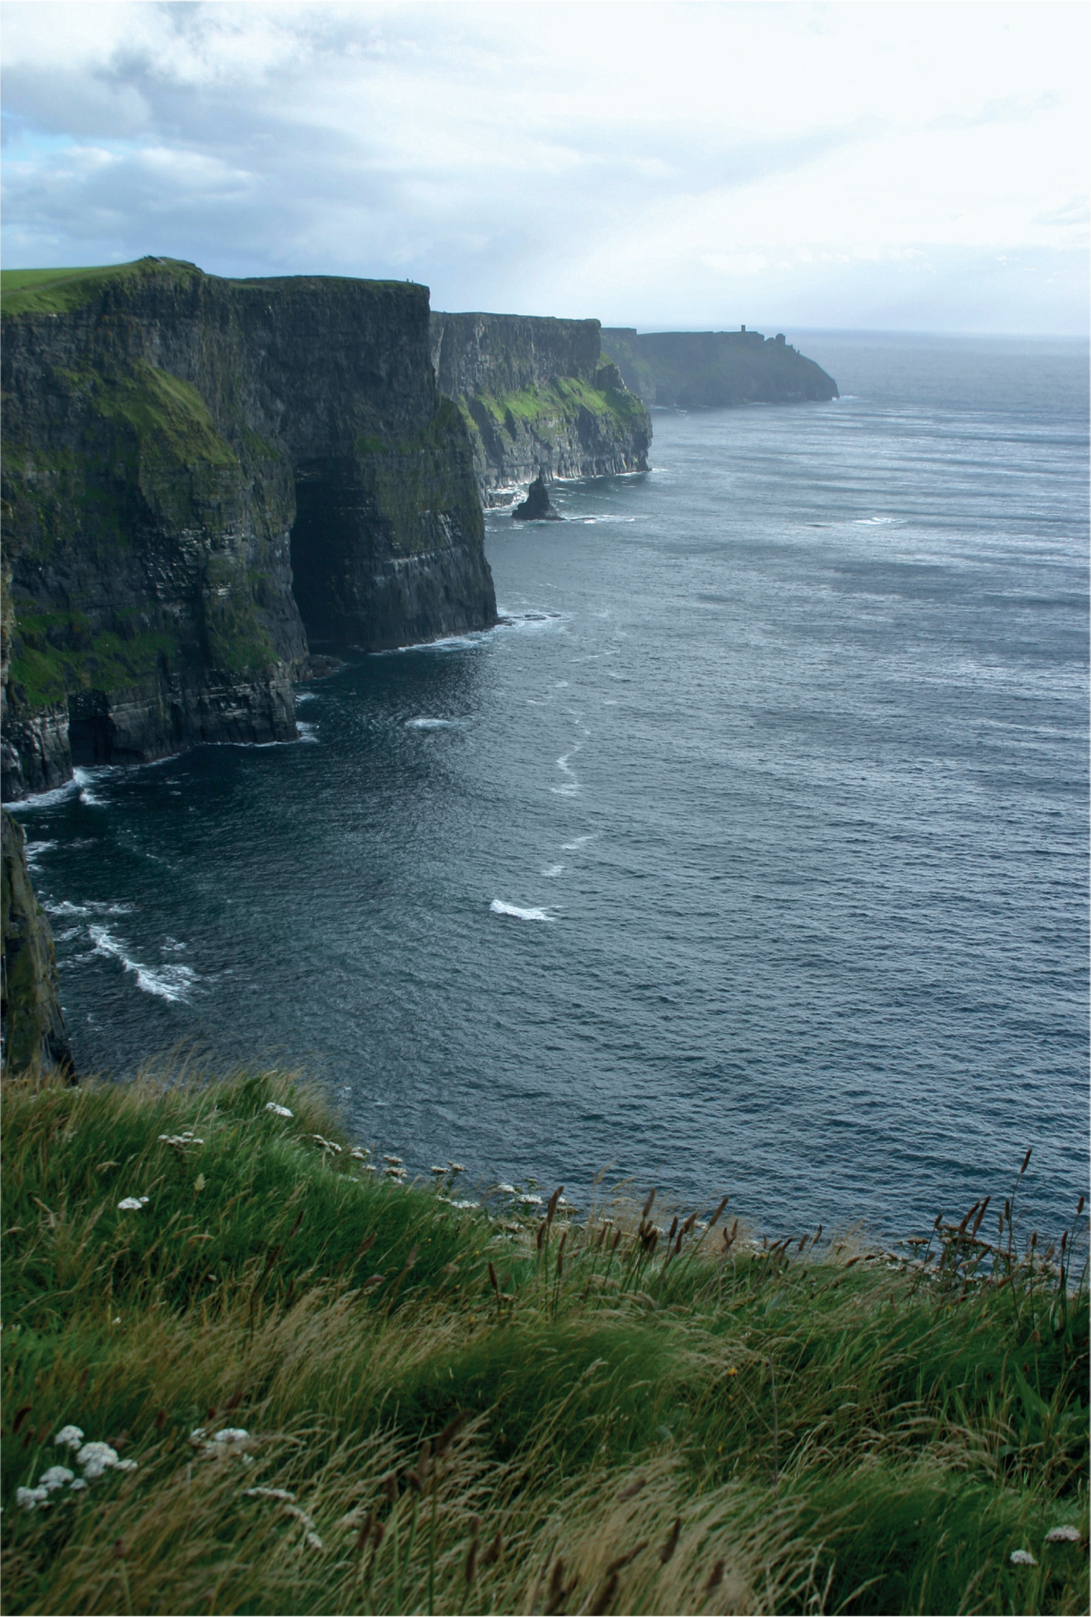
left=430, top=311, right=651, bottom=504
left=601, top=327, right=838, bottom=408
left=1, top=258, right=495, bottom=800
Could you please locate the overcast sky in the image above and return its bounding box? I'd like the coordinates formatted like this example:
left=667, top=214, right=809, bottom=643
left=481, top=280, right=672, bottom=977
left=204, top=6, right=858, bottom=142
left=2, top=1, right=1087, bottom=333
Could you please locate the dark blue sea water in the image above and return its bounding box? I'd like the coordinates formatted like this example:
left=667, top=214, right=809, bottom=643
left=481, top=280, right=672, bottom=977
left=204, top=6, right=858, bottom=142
left=12, top=333, right=1089, bottom=1242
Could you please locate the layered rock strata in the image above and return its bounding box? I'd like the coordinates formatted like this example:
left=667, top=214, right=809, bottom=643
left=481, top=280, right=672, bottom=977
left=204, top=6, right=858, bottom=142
left=601, top=327, right=838, bottom=408
left=2, top=258, right=495, bottom=799
left=430, top=312, right=650, bottom=504
left=1, top=807, right=73, bottom=1075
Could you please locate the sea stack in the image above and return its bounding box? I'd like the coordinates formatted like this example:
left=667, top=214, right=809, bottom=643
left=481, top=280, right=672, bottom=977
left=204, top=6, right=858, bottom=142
left=513, top=474, right=563, bottom=522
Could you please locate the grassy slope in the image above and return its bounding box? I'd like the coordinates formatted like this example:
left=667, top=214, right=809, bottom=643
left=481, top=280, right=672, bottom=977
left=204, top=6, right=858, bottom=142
left=0, top=261, right=202, bottom=317
left=1, top=1067, right=1087, bottom=1616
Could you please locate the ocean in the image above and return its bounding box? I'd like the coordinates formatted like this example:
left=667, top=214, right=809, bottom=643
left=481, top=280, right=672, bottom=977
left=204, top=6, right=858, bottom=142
left=12, top=332, right=1089, bottom=1242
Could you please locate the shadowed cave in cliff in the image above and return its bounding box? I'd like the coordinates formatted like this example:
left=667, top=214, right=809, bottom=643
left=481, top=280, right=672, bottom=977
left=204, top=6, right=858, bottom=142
left=289, top=470, right=361, bottom=649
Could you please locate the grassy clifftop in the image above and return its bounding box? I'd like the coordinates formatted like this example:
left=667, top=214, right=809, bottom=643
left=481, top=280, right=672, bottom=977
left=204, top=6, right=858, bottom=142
left=1, top=1066, right=1087, bottom=1615
left=0, top=260, right=202, bottom=317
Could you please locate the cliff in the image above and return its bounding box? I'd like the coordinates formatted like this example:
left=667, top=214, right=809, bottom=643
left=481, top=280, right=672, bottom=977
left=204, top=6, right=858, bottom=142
left=430, top=312, right=650, bottom=504
left=1, top=807, right=73, bottom=1074
left=1, top=258, right=495, bottom=800
left=601, top=327, right=838, bottom=408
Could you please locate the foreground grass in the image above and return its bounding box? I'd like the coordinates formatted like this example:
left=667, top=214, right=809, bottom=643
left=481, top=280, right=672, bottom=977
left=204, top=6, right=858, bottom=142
left=1, top=1068, right=1087, bottom=1616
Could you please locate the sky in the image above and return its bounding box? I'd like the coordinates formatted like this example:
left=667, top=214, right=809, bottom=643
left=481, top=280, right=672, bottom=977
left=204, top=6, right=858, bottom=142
left=1, top=1, right=1088, bottom=334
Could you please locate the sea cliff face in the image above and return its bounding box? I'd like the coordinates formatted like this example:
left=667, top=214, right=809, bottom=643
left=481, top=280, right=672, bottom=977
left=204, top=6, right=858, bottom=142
left=1, top=807, right=73, bottom=1074
left=601, top=327, right=838, bottom=408
left=430, top=312, right=650, bottom=504
left=1, top=258, right=495, bottom=800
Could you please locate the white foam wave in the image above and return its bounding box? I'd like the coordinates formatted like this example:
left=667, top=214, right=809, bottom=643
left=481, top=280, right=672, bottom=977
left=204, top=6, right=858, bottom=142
left=542, top=863, right=565, bottom=878
left=490, top=899, right=554, bottom=922
left=561, top=834, right=597, bottom=851
left=854, top=516, right=900, bottom=526
left=405, top=717, right=454, bottom=730
left=24, top=840, right=57, bottom=866
left=296, top=721, right=319, bottom=743
left=89, top=925, right=196, bottom=1002
left=74, top=767, right=111, bottom=806
left=5, top=779, right=81, bottom=810
left=295, top=690, right=317, bottom=703
left=551, top=783, right=580, bottom=797
left=43, top=898, right=134, bottom=918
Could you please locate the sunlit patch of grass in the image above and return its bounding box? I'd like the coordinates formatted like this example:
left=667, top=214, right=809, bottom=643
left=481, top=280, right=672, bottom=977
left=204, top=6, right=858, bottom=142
left=2, top=1064, right=1087, bottom=1615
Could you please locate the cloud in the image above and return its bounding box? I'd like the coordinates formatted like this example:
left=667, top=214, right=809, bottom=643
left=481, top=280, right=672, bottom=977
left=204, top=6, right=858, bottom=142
left=1, top=1, right=1087, bottom=332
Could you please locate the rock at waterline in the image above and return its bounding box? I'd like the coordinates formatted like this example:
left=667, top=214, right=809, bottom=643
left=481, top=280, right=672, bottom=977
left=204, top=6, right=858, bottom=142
left=1, top=808, right=75, bottom=1078
left=513, top=475, right=563, bottom=522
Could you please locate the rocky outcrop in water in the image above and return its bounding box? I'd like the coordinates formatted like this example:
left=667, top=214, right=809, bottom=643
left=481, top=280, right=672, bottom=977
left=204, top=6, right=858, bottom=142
left=1, top=258, right=495, bottom=800
left=1, top=808, right=73, bottom=1075
left=513, top=475, right=563, bottom=522
left=430, top=312, right=650, bottom=504
left=601, top=327, right=838, bottom=408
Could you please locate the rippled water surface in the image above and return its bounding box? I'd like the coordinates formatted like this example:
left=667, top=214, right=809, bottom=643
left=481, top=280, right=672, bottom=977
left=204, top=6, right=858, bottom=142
left=14, top=333, right=1089, bottom=1239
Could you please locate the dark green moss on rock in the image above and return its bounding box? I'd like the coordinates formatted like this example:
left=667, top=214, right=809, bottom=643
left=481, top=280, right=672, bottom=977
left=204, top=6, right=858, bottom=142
left=1, top=807, right=73, bottom=1076
left=430, top=312, right=650, bottom=504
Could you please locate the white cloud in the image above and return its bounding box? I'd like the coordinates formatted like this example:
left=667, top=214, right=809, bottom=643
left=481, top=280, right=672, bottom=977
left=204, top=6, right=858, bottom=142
left=1, top=1, right=1087, bottom=331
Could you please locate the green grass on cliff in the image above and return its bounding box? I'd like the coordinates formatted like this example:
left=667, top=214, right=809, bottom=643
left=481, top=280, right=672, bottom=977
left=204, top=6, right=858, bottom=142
left=463, top=373, right=648, bottom=440
left=0, top=260, right=201, bottom=317
left=1, top=1066, right=1087, bottom=1616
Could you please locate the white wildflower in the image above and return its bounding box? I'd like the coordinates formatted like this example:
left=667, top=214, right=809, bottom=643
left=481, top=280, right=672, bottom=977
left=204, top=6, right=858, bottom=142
left=497, top=1183, right=517, bottom=1194
left=76, top=1442, right=119, bottom=1479
left=39, top=1466, right=74, bottom=1492
left=305, top=1530, right=324, bottom=1551
left=519, top=1194, right=544, bottom=1207
left=362, top=1164, right=376, bottom=1173
left=1010, top=1549, right=1037, bottom=1566
left=243, top=1486, right=296, bottom=1503
left=1045, top=1526, right=1080, bottom=1544
left=265, top=1103, right=293, bottom=1118
left=430, top=1165, right=447, bottom=1175
left=114, top=1458, right=138, bottom=1472
left=448, top=1161, right=465, bottom=1173
left=55, top=1425, right=84, bottom=1450
left=213, top=1428, right=250, bottom=1445
left=190, top=1427, right=207, bottom=1444
left=16, top=1486, right=50, bottom=1511
left=69, top=1478, right=88, bottom=1492
left=383, top=1155, right=403, bottom=1166
left=307, top=1134, right=342, bottom=1153
left=349, top=1148, right=370, bottom=1161
left=451, top=1200, right=479, bottom=1211
left=117, top=1197, right=148, bottom=1211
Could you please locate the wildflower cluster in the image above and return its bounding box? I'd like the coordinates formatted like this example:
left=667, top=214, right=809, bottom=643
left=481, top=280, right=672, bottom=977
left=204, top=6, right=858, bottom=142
left=157, top=1130, right=204, bottom=1149
left=264, top=1102, right=293, bottom=1118
left=16, top=1426, right=138, bottom=1510
left=117, top=1195, right=150, bottom=1211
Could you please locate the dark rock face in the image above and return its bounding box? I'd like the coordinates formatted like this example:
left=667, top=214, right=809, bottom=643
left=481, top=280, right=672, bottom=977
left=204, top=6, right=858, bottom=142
left=601, top=327, right=838, bottom=408
left=430, top=311, right=651, bottom=504
left=1, top=808, right=73, bottom=1076
left=2, top=258, right=495, bottom=798
left=513, top=475, right=563, bottom=522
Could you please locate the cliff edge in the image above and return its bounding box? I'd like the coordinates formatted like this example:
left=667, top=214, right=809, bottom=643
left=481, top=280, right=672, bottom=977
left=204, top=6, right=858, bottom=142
left=1, top=258, right=495, bottom=800
left=1, top=807, right=73, bottom=1075
left=430, top=312, right=650, bottom=504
